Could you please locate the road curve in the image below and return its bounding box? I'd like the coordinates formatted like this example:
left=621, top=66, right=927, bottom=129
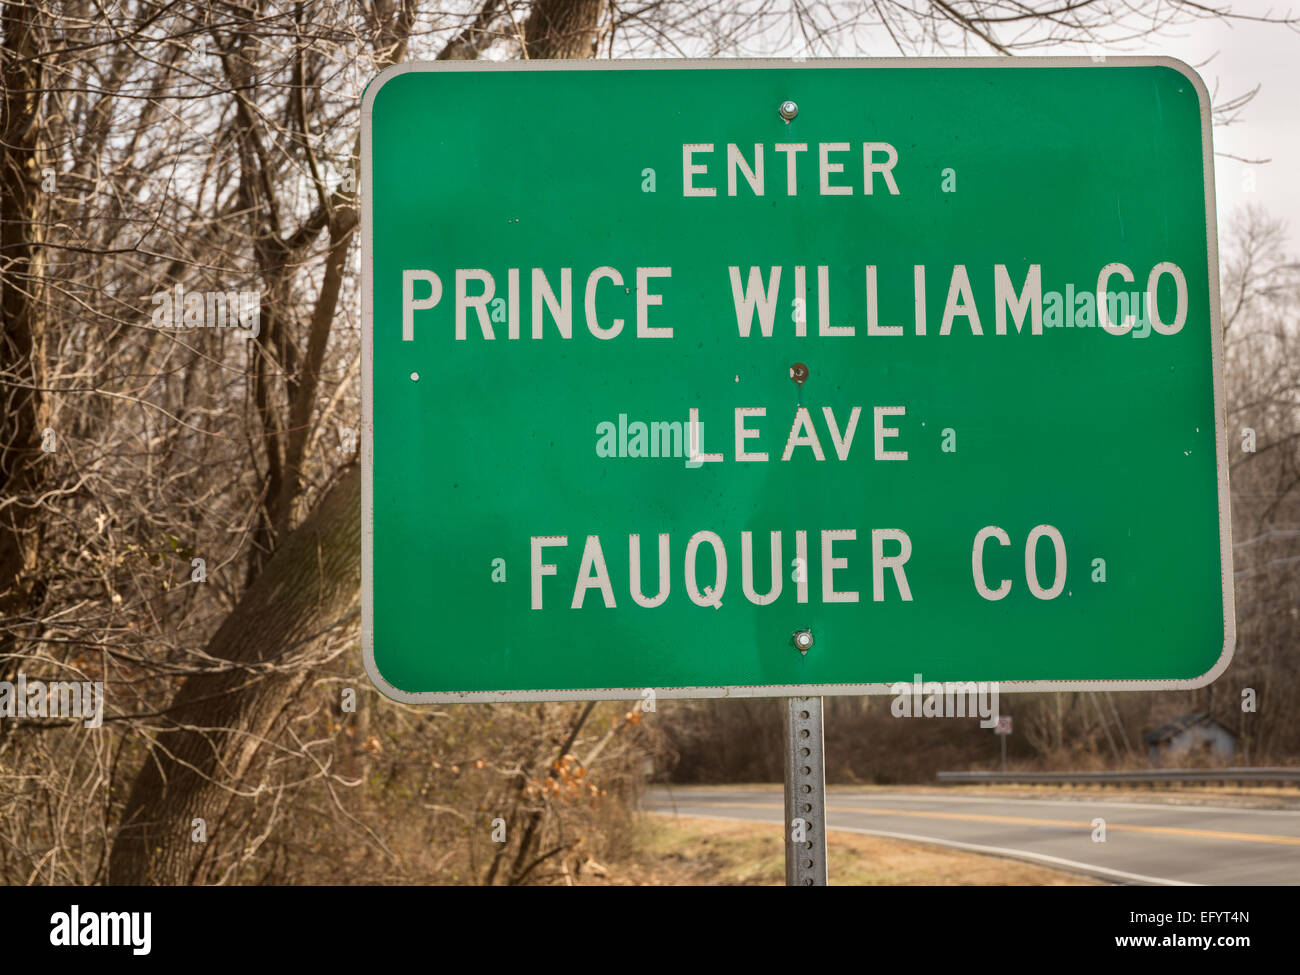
left=644, top=786, right=1300, bottom=885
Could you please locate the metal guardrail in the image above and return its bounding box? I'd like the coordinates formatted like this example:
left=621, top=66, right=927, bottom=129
left=937, top=768, right=1300, bottom=785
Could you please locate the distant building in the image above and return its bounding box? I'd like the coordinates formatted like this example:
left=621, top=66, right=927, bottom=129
left=1143, top=713, right=1237, bottom=766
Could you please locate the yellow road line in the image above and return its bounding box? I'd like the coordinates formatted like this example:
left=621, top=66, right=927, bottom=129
left=668, top=800, right=1300, bottom=847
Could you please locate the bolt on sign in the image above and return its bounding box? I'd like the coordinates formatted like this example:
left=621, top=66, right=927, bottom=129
left=361, top=58, right=1233, bottom=703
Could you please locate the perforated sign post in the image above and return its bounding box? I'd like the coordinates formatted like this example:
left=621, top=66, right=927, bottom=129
left=362, top=58, right=1232, bottom=886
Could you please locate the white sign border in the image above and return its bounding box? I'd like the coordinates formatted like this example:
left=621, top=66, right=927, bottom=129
left=361, top=56, right=1234, bottom=703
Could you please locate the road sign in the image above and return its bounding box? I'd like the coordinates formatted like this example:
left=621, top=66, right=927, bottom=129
left=362, top=58, right=1232, bottom=703
left=995, top=716, right=1013, bottom=736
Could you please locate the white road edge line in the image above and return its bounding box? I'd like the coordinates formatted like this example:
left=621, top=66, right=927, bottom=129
left=645, top=809, right=1200, bottom=887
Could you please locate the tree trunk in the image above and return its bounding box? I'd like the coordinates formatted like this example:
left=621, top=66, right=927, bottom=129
left=0, top=0, right=49, bottom=683
left=107, top=0, right=609, bottom=885
left=524, top=0, right=605, bottom=57
left=108, top=466, right=360, bottom=885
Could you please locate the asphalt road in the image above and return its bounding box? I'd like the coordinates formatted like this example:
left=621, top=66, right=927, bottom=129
left=644, top=787, right=1300, bottom=885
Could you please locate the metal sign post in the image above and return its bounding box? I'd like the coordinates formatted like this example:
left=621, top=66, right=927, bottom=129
left=784, top=696, right=827, bottom=886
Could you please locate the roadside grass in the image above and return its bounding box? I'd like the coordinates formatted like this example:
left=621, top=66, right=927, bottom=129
left=591, top=814, right=1102, bottom=885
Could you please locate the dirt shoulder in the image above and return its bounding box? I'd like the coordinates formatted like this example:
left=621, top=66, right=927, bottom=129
left=586, top=814, right=1102, bottom=886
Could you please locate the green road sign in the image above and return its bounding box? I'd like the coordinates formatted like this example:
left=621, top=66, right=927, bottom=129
left=362, top=58, right=1233, bottom=703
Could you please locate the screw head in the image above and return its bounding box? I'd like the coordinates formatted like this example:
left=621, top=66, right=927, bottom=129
left=779, top=100, right=799, bottom=121
left=789, top=362, right=809, bottom=385
left=792, top=629, right=814, bottom=652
